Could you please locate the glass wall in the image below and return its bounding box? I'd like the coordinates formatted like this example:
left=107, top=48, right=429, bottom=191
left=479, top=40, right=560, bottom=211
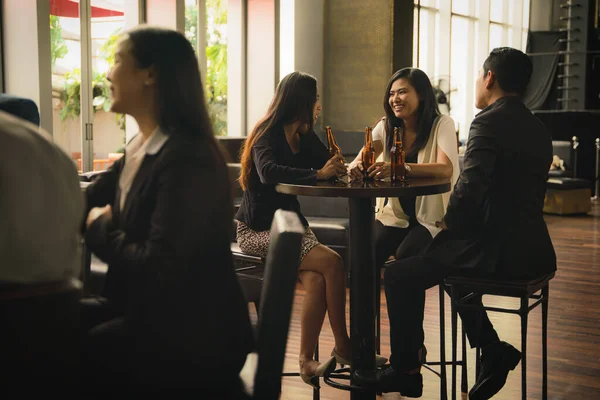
left=50, top=0, right=136, bottom=172
left=51, top=2, right=83, bottom=171
left=90, top=4, right=128, bottom=170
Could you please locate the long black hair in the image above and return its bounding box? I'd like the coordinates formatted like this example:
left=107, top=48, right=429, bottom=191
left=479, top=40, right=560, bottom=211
left=239, top=71, right=317, bottom=190
left=126, top=25, right=214, bottom=141
left=383, top=68, right=440, bottom=157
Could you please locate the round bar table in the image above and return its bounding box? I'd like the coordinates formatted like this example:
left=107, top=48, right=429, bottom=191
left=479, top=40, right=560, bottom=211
left=276, top=177, right=451, bottom=400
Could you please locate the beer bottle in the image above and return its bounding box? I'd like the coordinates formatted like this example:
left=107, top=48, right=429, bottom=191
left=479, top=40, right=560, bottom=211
left=361, top=126, right=375, bottom=176
left=390, top=127, right=406, bottom=181
left=326, top=125, right=345, bottom=167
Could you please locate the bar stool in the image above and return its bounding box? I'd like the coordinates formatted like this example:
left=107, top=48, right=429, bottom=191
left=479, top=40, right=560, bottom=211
left=377, top=260, right=469, bottom=399
left=232, top=243, right=322, bottom=400
left=445, top=272, right=554, bottom=400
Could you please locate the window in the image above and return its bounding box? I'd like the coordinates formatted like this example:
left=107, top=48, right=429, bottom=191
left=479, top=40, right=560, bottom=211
left=489, top=23, right=507, bottom=51
left=417, top=5, right=440, bottom=77
left=450, top=15, right=476, bottom=139
left=50, top=0, right=136, bottom=172
left=185, top=0, right=228, bottom=137
left=413, top=0, right=530, bottom=142
left=452, top=0, right=473, bottom=16
left=490, top=0, right=506, bottom=21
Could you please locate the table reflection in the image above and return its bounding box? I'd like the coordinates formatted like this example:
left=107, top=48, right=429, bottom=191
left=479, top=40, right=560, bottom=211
left=332, top=177, right=411, bottom=189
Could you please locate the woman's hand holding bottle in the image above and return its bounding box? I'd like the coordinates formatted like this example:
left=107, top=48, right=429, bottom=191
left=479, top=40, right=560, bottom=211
left=317, top=154, right=347, bottom=180
left=367, top=161, right=391, bottom=180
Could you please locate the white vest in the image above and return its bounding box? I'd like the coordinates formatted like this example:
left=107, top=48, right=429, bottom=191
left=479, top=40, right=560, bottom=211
left=375, top=115, right=460, bottom=238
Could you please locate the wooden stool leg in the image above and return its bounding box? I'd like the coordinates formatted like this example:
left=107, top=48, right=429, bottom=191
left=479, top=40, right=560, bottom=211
left=521, top=296, right=528, bottom=400
left=439, top=284, right=448, bottom=400
left=542, top=285, right=549, bottom=400
left=451, top=285, right=458, bottom=400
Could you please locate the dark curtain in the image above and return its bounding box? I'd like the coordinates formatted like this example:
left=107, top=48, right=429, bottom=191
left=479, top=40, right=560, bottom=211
left=523, top=31, right=566, bottom=110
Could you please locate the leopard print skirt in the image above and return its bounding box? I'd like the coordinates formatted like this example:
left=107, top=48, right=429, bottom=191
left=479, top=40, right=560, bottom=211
left=235, top=220, right=320, bottom=262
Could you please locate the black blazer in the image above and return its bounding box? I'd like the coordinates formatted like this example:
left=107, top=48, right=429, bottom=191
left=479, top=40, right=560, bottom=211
left=427, top=96, right=556, bottom=278
left=235, top=127, right=330, bottom=231
left=85, top=134, right=254, bottom=370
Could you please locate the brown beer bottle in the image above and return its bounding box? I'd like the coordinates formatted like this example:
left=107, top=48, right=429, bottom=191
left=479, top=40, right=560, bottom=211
left=390, top=127, right=406, bottom=181
left=361, top=126, right=375, bottom=175
left=326, top=125, right=345, bottom=167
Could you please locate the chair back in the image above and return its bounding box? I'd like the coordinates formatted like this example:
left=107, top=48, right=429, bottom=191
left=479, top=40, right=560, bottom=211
left=251, top=209, right=303, bottom=400
left=550, top=140, right=574, bottom=177
left=217, top=137, right=247, bottom=162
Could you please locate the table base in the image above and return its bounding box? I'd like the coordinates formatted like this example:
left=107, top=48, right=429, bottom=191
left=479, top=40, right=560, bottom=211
left=349, top=197, right=377, bottom=400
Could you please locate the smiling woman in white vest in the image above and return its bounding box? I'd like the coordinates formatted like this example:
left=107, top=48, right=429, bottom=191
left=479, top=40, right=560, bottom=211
left=348, top=68, right=460, bottom=272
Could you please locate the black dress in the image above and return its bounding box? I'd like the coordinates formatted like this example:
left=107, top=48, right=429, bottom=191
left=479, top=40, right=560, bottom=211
left=234, top=127, right=330, bottom=260
left=235, top=126, right=330, bottom=231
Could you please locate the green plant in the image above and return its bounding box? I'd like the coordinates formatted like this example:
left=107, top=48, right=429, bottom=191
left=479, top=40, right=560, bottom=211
left=100, top=28, right=121, bottom=66
left=60, top=69, right=110, bottom=114
left=50, top=15, right=68, bottom=69
left=185, top=5, right=199, bottom=51
left=98, top=29, right=125, bottom=129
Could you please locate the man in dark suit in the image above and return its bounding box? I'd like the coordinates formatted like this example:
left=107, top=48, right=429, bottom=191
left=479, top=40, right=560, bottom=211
left=362, top=48, right=557, bottom=399
left=0, top=93, right=41, bottom=126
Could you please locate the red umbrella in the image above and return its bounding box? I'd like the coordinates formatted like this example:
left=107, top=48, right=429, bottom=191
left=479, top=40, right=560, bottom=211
left=50, top=0, right=124, bottom=18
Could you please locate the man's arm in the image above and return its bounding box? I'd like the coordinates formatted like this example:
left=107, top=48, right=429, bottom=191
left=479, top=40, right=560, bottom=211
left=443, top=118, right=497, bottom=235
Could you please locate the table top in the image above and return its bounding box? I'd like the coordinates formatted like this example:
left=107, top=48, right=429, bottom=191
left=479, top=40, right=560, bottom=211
left=275, top=177, right=451, bottom=198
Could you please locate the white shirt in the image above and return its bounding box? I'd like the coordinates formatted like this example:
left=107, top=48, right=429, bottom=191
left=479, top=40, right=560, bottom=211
left=0, top=111, right=83, bottom=283
left=374, top=115, right=460, bottom=237
left=118, top=127, right=169, bottom=210
left=372, top=119, right=386, bottom=157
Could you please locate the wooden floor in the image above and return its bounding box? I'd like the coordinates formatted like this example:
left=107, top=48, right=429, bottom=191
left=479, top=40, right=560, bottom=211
left=256, top=203, right=600, bottom=399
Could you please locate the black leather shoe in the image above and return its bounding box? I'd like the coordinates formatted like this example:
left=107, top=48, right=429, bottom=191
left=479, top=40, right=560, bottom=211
left=469, top=341, right=522, bottom=400
left=354, top=366, right=423, bottom=397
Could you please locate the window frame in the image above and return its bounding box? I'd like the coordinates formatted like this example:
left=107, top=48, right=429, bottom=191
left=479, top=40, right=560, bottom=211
left=413, top=0, right=529, bottom=141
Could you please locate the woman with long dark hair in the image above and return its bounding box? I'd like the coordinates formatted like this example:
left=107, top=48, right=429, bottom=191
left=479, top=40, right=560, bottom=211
left=236, top=71, right=386, bottom=387
left=348, top=67, right=459, bottom=285
left=82, top=26, right=253, bottom=395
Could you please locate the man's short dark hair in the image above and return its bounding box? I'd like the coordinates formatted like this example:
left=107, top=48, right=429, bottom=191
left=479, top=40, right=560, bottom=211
left=483, top=47, right=533, bottom=96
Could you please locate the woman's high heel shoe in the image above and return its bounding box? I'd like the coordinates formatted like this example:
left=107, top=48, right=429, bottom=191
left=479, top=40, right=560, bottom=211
left=300, top=374, right=320, bottom=389
left=300, top=356, right=336, bottom=389
left=331, top=349, right=388, bottom=367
